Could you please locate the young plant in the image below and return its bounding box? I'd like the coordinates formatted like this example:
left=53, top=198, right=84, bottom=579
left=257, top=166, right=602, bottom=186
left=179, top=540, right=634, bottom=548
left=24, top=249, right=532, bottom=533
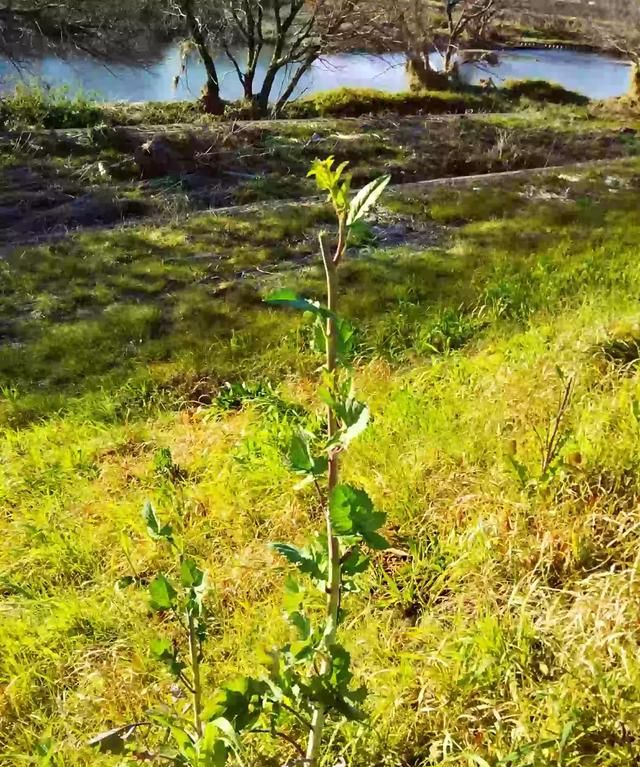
left=91, top=500, right=242, bottom=765
left=507, top=367, right=576, bottom=490
left=202, top=159, right=392, bottom=765
left=264, top=158, right=391, bottom=766
left=92, top=160, right=391, bottom=766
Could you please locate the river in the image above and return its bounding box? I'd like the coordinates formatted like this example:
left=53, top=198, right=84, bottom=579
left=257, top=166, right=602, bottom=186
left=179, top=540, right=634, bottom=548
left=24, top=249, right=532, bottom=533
left=0, top=46, right=632, bottom=103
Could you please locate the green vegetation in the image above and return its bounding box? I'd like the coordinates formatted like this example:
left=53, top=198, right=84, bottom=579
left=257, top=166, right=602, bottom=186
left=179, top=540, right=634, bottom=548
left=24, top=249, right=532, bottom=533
left=0, top=84, right=494, bottom=129
left=0, top=81, right=594, bottom=130
left=503, top=79, right=590, bottom=106
left=105, top=101, right=208, bottom=127
left=3, top=152, right=640, bottom=764
left=0, top=84, right=104, bottom=130
left=2, top=102, right=637, bottom=249
left=283, top=87, right=489, bottom=118
left=86, top=160, right=393, bottom=766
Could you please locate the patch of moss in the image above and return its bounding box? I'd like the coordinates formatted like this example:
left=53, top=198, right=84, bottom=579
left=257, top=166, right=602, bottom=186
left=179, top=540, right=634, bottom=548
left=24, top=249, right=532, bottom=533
left=283, top=87, right=493, bottom=118
left=503, top=79, right=589, bottom=106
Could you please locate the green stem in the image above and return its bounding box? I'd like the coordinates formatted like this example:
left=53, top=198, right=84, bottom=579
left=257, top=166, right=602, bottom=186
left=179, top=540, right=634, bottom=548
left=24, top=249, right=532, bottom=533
left=306, top=231, right=343, bottom=767
left=188, top=613, right=203, bottom=739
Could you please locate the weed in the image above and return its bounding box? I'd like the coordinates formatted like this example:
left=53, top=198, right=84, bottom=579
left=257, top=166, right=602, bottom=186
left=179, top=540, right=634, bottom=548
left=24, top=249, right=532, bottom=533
left=89, top=159, right=391, bottom=766
left=0, top=83, right=103, bottom=129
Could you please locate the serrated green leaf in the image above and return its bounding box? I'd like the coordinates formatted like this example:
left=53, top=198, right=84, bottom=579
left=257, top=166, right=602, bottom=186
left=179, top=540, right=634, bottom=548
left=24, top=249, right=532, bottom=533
left=211, top=717, right=244, bottom=757
left=361, top=530, right=389, bottom=550
left=329, top=643, right=353, bottom=687
left=307, top=156, right=335, bottom=187
left=289, top=432, right=313, bottom=472
left=149, top=574, right=177, bottom=611
left=287, top=610, right=312, bottom=639
left=334, top=160, right=349, bottom=182
left=168, top=723, right=194, bottom=753
left=329, top=484, right=388, bottom=549
left=282, top=575, right=305, bottom=613
left=180, top=557, right=205, bottom=589
left=150, top=636, right=173, bottom=659
left=142, top=499, right=160, bottom=534
left=347, top=174, right=391, bottom=226
left=150, top=636, right=185, bottom=677
left=288, top=431, right=328, bottom=479
left=334, top=179, right=351, bottom=212
left=340, top=404, right=370, bottom=448
left=341, top=547, right=370, bottom=576
left=203, top=678, right=266, bottom=732
left=312, top=315, right=356, bottom=361
left=271, top=542, right=325, bottom=581
left=308, top=157, right=353, bottom=212
left=319, top=372, right=369, bottom=445
left=201, top=723, right=229, bottom=767
left=142, top=500, right=174, bottom=543
left=333, top=694, right=367, bottom=721
left=330, top=484, right=374, bottom=532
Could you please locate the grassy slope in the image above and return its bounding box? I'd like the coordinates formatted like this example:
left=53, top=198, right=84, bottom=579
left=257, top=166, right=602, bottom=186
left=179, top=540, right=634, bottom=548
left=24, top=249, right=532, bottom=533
left=2, top=159, right=640, bottom=765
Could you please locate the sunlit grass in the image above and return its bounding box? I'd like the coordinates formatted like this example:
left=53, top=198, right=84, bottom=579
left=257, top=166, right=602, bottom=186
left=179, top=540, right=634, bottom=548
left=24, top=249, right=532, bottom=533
left=3, top=160, right=640, bottom=764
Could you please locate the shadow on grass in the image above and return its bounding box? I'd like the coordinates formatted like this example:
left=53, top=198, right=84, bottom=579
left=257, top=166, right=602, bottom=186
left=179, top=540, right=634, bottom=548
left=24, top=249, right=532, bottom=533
left=3, top=168, right=640, bottom=426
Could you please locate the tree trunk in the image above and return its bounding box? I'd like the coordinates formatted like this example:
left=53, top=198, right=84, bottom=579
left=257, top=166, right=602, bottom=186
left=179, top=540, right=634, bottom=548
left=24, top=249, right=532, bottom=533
left=405, top=53, right=449, bottom=92
left=274, top=51, right=319, bottom=115
left=443, top=43, right=456, bottom=75
left=200, top=80, right=225, bottom=115
left=256, top=64, right=279, bottom=116
left=631, top=62, right=640, bottom=100
left=181, top=0, right=225, bottom=115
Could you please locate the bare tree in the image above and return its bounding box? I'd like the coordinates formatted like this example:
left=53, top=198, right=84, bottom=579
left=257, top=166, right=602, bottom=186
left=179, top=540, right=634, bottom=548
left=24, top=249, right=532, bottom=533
left=442, top=0, right=497, bottom=74
left=173, top=0, right=226, bottom=114
left=389, top=0, right=450, bottom=91
left=597, top=0, right=640, bottom=98
left=356, top=0, right=499, bottom=91
left=171, top=0, right=354, bottom=116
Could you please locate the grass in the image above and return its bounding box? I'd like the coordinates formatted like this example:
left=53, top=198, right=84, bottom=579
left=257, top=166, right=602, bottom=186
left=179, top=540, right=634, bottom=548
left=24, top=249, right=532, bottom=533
left=0, top=202, right=335, bottom=424
left=2, top=105, right=639, bottom=250
left=503, top=79, right=589, bottom=106
left=2, top=158, right=640, bottom=764
left=0, top=84, right=104, bottom=130
left=0, top=84, right=492, bottom=130
left=0, top=81, right=595, bottom=130
left=283, top=87, right=492, bottom=118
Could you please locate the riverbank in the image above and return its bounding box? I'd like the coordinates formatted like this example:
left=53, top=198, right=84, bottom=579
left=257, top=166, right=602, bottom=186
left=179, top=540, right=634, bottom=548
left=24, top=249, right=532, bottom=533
left=1, top=98, right=639, bottom=250
left=0, top=78, right=597, bottom=132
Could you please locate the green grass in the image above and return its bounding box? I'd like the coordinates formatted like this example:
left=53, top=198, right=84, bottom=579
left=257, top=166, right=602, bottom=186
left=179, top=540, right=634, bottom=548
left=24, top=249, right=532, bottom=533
left=0, top=81, right=575, bottom=130
left=283, top=87, right=494, bottom=118
left=4, top=104, right=638, bottom=247
left=0, top=84, right=104, bottom=130
left=3, top=159, right=640, bottom=765
left=503, top=79, right=590, bottom=106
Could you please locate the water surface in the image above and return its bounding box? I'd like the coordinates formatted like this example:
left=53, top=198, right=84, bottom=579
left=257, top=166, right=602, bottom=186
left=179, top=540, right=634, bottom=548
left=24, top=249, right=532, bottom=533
left=0, top=46, right=632, bottom=103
